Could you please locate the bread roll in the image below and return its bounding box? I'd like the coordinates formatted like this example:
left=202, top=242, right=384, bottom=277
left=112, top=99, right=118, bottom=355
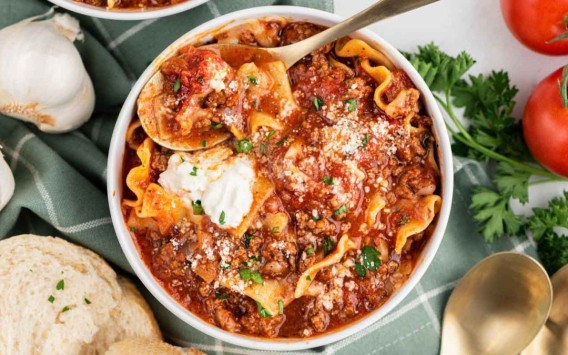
left=0, top=235, right=161, bottom=354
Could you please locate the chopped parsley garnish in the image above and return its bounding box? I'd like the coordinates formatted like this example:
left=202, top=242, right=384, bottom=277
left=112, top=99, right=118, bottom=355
left=306, top=275, right=312, bottom=281
left=243, top=233, right=254, bottom=248
left=250, top=256, right=259, bottom=262
left=313, top=96, right=324, bottom=111
left=345, top=98, right=357, bottom=112
left=256, top=301, right=273, bottom=318
left=355, top=263, right=367, bottom=277
left=189, top=166, right=198, bottom=176
left=56, top=279, right=64, bottom=291
left=239, top=268, right=251, bottom=282
left=306, top=247, right=315, bottom=255
left=278, top=299, right=284, bottom=314
left=130, top=226, right=137, bottom=233
left=267, top=130, right=276, bottom=139
left=210, top=121, right=224, bottom=130
left=251, top=272, right=264, bottom=285
left=361, top=245, right=381, bottom=271
left=355, top=246, right=381, bottom=277
left=201, top=140, right=207, bottom=148
left=312, top=212, right=321, bottom=221
left=361, top=134, right=369, bottom=149
left=219, top=211, right=226, bottom=225
left=236, top=139, right=253, bottom=153
left=84, top=298, right=91, bottom=305
left=271, top=227, right=279, bottom=234
left=322, top=176, right=334, bottom=185
left=275, top=136, right=288, bottom=146
left=215, top=292, right=228, bottom=300
left=61, top=306, right=71, bottom=313
left=323, top=237, right=335, bottom=256
left=239, top=268, right=264, bottom=285
left=173, top=77, right=181, bottom=93
left=248, top=76, right=259, bottom=86
left=259, top=143, right=266, bottom=155
left=197, top=75, right=204, bottom=86
left=192, top=200, right=204, bottom=215
left=48, top=295, right=55, bottom=303
left=334, top=204, right=348, bottom=216
left=242, top=261, right=249, bottom=267
left=252, top=99, right=258, bottom=108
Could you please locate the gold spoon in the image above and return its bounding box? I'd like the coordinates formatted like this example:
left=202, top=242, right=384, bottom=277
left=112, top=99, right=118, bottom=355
left=441, top=252, right=553, bottom=355
left=523, top=263, right=568, bottom=355
left=138, top=0, right=439, bottom=151
left=205, top=0, right=439, bottom=69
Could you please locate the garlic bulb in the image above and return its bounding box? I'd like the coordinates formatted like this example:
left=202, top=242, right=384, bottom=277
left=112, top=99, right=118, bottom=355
left=0, top=10, right=95, bottom=133
left=0, top=147, right=15, bottom=211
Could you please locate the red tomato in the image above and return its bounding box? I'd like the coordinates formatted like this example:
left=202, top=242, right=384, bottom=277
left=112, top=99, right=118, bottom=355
left=501, top=0, right=568, bottom=55
left=523, top=67, right=568, bottom=177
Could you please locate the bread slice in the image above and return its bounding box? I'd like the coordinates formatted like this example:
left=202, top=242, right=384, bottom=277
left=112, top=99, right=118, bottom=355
left=0, top=235, right=161, bottom=354
left=106, top=338, right=204, bottom=355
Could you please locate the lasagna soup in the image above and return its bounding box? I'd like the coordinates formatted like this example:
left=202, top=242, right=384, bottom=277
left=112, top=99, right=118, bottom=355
left=122, top=19, right=442, bottom=338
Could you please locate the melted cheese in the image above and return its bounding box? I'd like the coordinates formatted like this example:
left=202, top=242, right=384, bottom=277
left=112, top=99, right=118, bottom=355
left=158, top=147, right=255, bottom=228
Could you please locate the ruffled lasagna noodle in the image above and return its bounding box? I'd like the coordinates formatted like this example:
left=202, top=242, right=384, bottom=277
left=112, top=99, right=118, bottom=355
left=121, top=19, right=442, bottom=339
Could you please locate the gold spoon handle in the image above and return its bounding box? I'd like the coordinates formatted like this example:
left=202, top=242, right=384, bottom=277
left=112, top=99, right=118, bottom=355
left=277, top=0, right=439, bottom=69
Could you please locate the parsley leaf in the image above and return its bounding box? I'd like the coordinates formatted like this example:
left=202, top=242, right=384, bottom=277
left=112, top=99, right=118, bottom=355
left=190, top=166, right=198, bottom=176
left=361, top=245, right=381, bottom=271
left=238, top=268, right=252, bottom=282
left=197, top=75, right=204, bottom=86
left=278, top=299, right=284, bottom=315
left=313, top=96, right=324, bottom=111
left=323, top=237, right=334, bottom=256
left=243, top=233, right=254, bottom=248
left=210, top=121, right=224, bottom=130
left=334, top=205, right=347, bottom=216
left=173, top=77, right=181, bottom=93
left=56, top=279, right=64, bottom=291
left=256, top=301, right=273, bottom=318
left=354, top=263, right=367, bottom=277
left=322, top=176, right=334, bottom=185
left=345, top=98, right=357, bottom=112
left=215, top=292, right=228, bottom=300
left=470, top=187, right=524, bottom=242
left=306, top=247, right=315, bottom=255
left=248, top=76, right=258, bottom=86
left=236, top=139, right=253, bottom=153
left=192, top=200, right=204, bottom=215
left=493, top=162, right=531, bottom=204
left=48, top=295, right=55, bottom=303
left=528, top=192, right=568, bottom=241
left=219, top=211, right=226, bottom=225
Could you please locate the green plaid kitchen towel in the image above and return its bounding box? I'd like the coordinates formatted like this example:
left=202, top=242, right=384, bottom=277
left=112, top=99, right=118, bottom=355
left=0, top=0, right=537, bottom=353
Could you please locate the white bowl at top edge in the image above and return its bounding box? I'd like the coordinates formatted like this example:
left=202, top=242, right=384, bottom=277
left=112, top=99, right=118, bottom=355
left=47, top=0, right=210, bottom=20
left=107, top=6, right=454, bottom=351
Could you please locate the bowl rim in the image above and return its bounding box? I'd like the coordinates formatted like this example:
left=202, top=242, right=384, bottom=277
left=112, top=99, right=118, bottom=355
left=47, top=0, right=210, bottom=20
left=107, top=5, right=454, bottom=351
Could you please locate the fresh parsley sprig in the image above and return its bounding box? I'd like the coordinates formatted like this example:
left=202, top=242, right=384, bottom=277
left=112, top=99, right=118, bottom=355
left=405, top=43, right=568, bottom=272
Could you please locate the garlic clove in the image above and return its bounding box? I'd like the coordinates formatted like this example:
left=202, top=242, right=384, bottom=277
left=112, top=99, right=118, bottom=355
left=0, top=147, right=15, bottom=211
left=0, top=11, right=95, bottom=133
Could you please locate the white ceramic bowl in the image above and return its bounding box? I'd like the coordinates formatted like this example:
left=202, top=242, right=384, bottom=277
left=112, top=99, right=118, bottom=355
left=108, top=6, right=454, bottom=351
left=48, top=0, right=210, bottom=20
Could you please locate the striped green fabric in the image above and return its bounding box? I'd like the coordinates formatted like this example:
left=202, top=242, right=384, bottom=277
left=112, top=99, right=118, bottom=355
left=0, top=1, right=537, bottom=354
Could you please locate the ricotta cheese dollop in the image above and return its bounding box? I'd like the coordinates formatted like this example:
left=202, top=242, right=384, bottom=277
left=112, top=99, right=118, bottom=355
left=158, top=147, right=255, bottom=228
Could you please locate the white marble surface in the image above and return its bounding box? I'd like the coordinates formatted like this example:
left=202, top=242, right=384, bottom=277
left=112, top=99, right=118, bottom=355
left=335, top=0, right=568, bottom=212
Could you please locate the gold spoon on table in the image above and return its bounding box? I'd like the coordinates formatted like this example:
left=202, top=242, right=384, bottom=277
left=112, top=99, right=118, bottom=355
left=138, top=0, right=439, bottom=151
left=523, top=263, right=568, bottom=355
left=441, top=252, right=553, bottom=355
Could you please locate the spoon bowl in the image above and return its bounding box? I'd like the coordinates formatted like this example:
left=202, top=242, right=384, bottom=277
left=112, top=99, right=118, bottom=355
left=441, top=252, right=553, bottom=355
